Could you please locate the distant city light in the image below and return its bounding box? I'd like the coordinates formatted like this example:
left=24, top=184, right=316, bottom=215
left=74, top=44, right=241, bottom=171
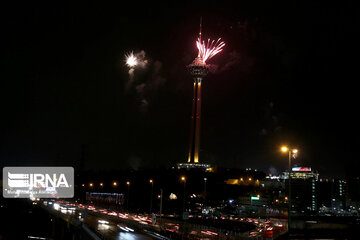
left=169, top=193, right=177, bottom=200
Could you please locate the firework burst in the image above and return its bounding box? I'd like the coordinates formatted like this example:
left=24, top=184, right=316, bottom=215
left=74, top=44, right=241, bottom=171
left=124, top=50, right=148, bottom=91
left=125, top=52, right=138, bottom=68
left=196, top=38, right=225, bottom=63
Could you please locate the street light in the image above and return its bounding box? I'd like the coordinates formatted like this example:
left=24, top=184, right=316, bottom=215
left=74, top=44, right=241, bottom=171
left=281, top=146, right=289, bottom=152
left=181, top=176, right=186, bottom=215
left=159, top=189, right=163, bottom=226
left=281, top=145, right=299, bottom=234
left=113, top=181, right=117, bottom=187
left=100, top=182, right=103, bottom=187
left=89, top=183, right=93, bottom=187
left=149, top=179, right=154, bottom=214
left=126, top=181, right=130, bottom=212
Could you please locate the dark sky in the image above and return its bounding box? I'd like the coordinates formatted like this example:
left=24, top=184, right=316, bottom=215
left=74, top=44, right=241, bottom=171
left=1, top=1, right=359, bottom=177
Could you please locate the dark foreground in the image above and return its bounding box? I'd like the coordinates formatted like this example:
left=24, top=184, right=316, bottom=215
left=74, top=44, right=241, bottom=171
left=1, top=198, right=360, bottom=239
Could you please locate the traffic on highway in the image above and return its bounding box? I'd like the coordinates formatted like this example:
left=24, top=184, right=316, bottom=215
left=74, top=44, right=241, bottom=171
left=42, top=199, right=287, bottom=239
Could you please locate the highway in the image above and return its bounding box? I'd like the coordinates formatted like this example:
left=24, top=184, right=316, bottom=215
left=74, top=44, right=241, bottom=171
left=84, top=214, right=152, bottom=240
left=44, top=199, right=287, bottom=239
left=45, top=201, right=154, bottom=240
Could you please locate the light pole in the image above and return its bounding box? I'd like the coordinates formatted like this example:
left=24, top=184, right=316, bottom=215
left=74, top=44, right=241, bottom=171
left=149, top=179, right=154, bottom=214
left=281, top=146, right=298, bottom=235
left=159, top=189, right=163, bottom=225
left=203, top=178, right=207, bottom=203
left=250, top=197, right=252, bottom=212
left=126, top=181, right=130, bottom=212
left=181, top=176, right=186, bottom=215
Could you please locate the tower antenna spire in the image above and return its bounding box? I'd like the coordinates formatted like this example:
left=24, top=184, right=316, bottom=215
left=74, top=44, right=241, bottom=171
left=199, top=16, right=202, bottom=42
left=197, top=17, right=202, bottom=57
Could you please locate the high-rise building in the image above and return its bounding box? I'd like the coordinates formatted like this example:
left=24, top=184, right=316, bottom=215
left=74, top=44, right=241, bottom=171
left=284, top=167, right=319, bottom=212
left=318, top=178, right=347, bottom=211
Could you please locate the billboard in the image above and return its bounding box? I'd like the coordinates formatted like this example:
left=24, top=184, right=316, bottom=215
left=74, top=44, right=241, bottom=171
left=292, top=167, right=311, bottom=172
left=86, top=192, right=124, bottom=205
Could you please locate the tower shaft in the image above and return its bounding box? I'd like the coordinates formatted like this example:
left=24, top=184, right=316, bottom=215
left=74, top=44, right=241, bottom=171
left=188, top=77, right=202, bottom=163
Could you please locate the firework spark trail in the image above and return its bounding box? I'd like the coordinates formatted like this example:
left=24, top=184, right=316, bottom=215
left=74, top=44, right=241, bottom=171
left=196, top=37, right=225, bottom=63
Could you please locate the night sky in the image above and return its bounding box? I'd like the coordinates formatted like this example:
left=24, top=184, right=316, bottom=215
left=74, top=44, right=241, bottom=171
left=1, top=1, right=359, bottom=177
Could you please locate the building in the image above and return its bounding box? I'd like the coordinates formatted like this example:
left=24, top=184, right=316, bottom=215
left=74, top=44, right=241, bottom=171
left=238, top=195, right=269, bottom=211
left=285, top=167, right=318, bottom=212
left=176, top=162, right=213, bottom=171
left=317, top=178, right=347, bottom=212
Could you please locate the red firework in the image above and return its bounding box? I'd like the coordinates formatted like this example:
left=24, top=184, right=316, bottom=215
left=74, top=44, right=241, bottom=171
left=196, top=37, right=225, bottom=63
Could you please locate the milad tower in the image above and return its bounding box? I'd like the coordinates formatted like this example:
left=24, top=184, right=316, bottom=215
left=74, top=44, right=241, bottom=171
left=177, top=20, right=225, bottom=170
left=187, top=50, right=208, bottom=164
